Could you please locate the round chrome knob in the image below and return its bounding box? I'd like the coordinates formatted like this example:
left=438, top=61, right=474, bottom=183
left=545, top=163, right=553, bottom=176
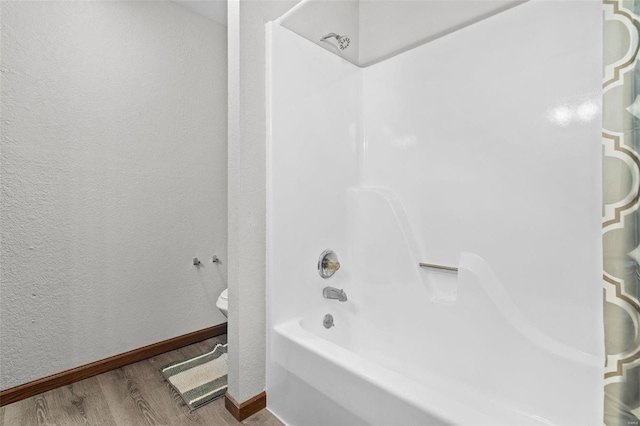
left=318, top=249, right=340, bottom=278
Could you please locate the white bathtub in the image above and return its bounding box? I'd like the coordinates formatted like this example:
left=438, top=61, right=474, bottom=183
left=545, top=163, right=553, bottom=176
left=271, top=315, right=520, bottom=425
left=269, top=268, right=601, bottom=426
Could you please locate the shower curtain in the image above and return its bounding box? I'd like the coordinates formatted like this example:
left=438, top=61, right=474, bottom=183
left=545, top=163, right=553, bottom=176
left=603, top=1, right=640, bottom=424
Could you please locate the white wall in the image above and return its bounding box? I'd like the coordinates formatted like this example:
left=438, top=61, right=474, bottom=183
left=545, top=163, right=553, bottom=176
left=172, top=0, right=228, bottom=26
left=265, top=22, right=361, bottom=424
left=0, top=1, right=228, bottom=390
left=359, top=1, right=603, bottom=422
left=363, top=0, right=603, bottom=352
left=227, top=0, right=297, bottom=404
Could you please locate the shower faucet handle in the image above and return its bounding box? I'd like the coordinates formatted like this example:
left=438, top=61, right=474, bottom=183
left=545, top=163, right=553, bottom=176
left=318, top=249, right=340, bottom=278
left=324, top=259, right=340, bottom=272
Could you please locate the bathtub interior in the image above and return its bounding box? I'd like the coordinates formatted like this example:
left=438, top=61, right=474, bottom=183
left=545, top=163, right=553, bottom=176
left=266, top=1, right=604, bottom=425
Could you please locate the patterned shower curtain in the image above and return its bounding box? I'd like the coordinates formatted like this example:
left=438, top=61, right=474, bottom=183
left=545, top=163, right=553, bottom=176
left=603, top=1, right=640, bottom=424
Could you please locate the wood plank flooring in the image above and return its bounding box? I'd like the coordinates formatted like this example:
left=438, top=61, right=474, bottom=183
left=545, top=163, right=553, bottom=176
left=0, top=336, right=283, bottom=426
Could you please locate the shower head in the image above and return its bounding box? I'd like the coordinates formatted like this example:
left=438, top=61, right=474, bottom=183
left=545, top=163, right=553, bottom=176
left=321, top=33, right=350, bottom=50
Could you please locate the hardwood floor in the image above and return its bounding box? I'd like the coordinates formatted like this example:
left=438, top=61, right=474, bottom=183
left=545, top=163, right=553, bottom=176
left=0, top=336, right=283, bottom=426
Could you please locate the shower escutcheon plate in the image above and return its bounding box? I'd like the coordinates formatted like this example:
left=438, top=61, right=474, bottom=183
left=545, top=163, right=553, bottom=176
left=318, top=249, right=340, bottom=278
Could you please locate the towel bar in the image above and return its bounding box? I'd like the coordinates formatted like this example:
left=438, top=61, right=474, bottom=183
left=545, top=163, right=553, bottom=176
left=419, top=262, right=458, bottom=272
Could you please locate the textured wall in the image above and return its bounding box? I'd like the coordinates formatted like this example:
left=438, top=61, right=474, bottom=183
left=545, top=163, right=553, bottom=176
left=1, top=1, right=228, bottom=390
left=227, top=0, right=296, bottom=404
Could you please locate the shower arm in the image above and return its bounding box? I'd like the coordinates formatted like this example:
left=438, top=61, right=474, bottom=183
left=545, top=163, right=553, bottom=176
left=321, top=33, right=339, bottom=41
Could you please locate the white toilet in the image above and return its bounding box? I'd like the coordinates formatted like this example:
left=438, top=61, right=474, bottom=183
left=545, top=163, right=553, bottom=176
left=216, top=288, right=228, bottom=317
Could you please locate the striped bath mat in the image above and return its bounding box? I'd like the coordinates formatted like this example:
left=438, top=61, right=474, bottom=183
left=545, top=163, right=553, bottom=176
left=161, top=343, right=228, bottom=410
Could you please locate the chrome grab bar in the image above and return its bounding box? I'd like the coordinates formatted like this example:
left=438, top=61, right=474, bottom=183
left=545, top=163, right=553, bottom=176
left=419, top=262, right=458, bottom=273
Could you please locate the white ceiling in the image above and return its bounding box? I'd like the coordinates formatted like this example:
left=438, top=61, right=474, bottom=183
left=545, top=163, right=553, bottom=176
left=171, top=0, right=227, bottom=27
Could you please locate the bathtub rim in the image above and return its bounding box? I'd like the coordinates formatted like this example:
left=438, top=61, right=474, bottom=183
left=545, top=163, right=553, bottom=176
left=272, top=317, right=555, bottom=426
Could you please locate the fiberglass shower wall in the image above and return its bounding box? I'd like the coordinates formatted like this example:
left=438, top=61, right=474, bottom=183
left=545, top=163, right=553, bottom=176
left=266, top=23, right=360, bottom=328
left=356, top=0, right=603, bottom=419
left=267, top=0, right=603, bottom=423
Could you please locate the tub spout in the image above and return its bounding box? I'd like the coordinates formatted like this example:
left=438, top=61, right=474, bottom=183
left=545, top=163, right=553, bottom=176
left=323, top=286, right=347, bottom=302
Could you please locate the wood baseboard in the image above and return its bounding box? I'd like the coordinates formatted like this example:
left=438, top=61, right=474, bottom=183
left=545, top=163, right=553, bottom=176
left=225, top=391, right=267, bottom=421
left=0, top=322, right=227, bottom=407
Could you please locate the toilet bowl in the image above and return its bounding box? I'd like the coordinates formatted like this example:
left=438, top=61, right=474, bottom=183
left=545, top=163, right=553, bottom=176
left=216, top=288, right=228, bottom=317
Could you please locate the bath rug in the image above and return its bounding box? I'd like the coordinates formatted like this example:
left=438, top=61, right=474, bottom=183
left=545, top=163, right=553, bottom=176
left=161, top=343, right=228, bottom=410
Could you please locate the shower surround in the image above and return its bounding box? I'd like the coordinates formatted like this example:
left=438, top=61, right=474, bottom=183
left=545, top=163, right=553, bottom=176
left=266, top=1, right=603, bottom=424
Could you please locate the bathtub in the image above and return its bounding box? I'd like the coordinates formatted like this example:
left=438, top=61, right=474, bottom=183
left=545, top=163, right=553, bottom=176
left=269, top=267, right=601, bottom=426
left=271, top=315, right=518, bottom=425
